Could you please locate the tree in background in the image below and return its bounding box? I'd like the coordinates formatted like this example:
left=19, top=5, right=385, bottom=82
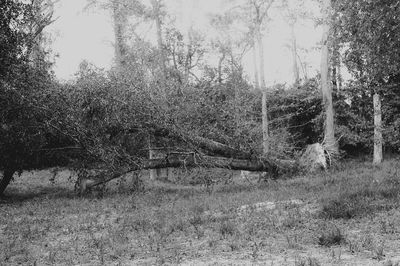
left=279, top=0, right=311, bottom=87
left=333, top=0, right=400, bottom=164
left=320, top=0, right=338, bottom=155
left=0, top=1, right=59, bottom=195
left=86, top=0, right=148, bottom=69
left=225, top=0, right=275, bottom=155
left=27, top=0, right=58, bottom=69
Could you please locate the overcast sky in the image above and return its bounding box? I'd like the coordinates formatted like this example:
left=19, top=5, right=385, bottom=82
left=47, top=0, right=323, bottom=85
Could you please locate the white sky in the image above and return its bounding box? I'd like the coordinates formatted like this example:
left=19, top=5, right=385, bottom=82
left=48, top=0, right=323, bottom=85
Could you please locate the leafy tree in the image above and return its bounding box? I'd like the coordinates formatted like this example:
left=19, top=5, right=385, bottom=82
left=333, top=0, right=400, bottom=163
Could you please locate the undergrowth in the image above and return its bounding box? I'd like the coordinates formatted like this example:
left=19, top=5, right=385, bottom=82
left=2, top=159, right=400, bottom=264
left=319, top=160, right=400, bottom=219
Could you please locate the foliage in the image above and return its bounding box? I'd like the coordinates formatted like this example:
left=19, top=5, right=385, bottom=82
left=331, top=0, right=400, bottom=153
left=0, top=1, right=60, bottom=171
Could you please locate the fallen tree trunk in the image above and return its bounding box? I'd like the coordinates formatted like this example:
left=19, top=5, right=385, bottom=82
left=86, top=154, right=297, bottom=190
left=154, top=126, right=253, bottom=160
left=144, top=154, right=294, bottom=172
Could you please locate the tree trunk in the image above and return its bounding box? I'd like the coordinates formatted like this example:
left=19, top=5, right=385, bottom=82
left=320, top=0, right=337, bottom=153
left=252, top=42, right=260, bottom=90
left=373, top=93, right=383, bottom=164
left=218, top=52, right=226, bottom=84
left=151, top=0, right=167, bottom=97
left=112, top=1, right=127, bottom=68
left=290, top=22, right=300, bottom=87
left=184, top=43, right=191, bottom=86
left=256, top=27, right=269, bottom=155
left=86, top=154, right=297, bottom=190
left=0, top=169, right=15, bottom=196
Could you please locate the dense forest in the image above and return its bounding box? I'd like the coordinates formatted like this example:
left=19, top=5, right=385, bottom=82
left=1, top=0, right=400, bottom=195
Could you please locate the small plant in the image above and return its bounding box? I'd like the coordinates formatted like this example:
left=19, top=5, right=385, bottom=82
left=320, top=193, right=371, bottom=219
left=317, top=224, right=346, bottom=247
left=360, top=234, right=375, bottom=250
left=250, top=240, right=265, bottom=261
left=228, top=241, right=239, bottom=251
left=379, top=218, right=397, bottom=234
left=383, top=260, right=400, bottom=266
left=219, top=220, right=236, bottom=239
left=286, top=234, right=301, bottom=249
left=188, top=205, right=206, bottom=239
left=295, top=256, right=321, bottom=266
left=347, top=238, right=361, bottom=254
left=373, top=243, right=385, bottom=261
left=207, top=238, right=218, bottom=248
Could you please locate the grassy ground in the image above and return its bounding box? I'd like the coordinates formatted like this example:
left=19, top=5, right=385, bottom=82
left=1, top=160, right=400, bottom=265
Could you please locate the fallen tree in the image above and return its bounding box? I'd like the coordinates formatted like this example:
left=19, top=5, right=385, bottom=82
left=84, top=151, right=297, bottom=191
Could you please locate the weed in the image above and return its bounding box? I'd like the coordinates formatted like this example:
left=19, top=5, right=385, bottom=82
left=295, top=256, right=321, bottom=266
left=250, top=240, right=265, bottom=261
left=188, top=205, right=206, bottom=239
left=331, top=248, right=342, bottom=261
left=219, top=220, right=237, bottom=239
left=347, top=238, right=361, bottom=254
left=373, top=243, right=385, bottom=261
left=282, top=207, right=303, bottom=229
left=384, top=260, right=400, bottom=266
left=360, top=234, right=375, bottom=250
left=228, top=241, right=239, bottom=251
left=286, top=234, right=301, bottom=249
left=317, top=223, right=345, bottom=247
left=379, top=218, right=397, bottom=234
left=207, top=238, right=218, bottom=248
left=320, top=186, right=375, bottom=219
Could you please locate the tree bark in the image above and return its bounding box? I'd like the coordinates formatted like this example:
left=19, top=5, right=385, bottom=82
left=112, top=0, right=128, bottom=68
left=176, top=131, right=253, bottom=159
left=320, top=0, right=337, bottom=153
left=252, top=42, right=260, bottom=90
left=86, top=154, right=297, bottom=190
left=290, top=22, right=300, bottom=87
left=373, top=93, right=383, bottom=164
left=218, top=52, right=226, bottom=84
left=151, top=0, right=167, bottom=97
left=0, top=169, right=15, bottom=196
left=256, top=27, right=269, bottom=155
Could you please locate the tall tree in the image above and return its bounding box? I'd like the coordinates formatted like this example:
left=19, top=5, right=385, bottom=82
left=252, top=41, right=260, bottom=89
left=251, top=0, right=274, bottom=155
left=224, top=0, right=275, bottom=154
left=111, top=0, right=128, bottom=68
left=0, top=0, right=56, bottom=195
left=28, top=0, right=58, bottom=69
left=86, top=0, right=147, bottom=69
left=320, top=0, right=338, bottom=154
left=279, top=0, right=310, bottom=87
left=150, top=0, right=167, bottom=97
left=333, top=0, right=400, bottom=164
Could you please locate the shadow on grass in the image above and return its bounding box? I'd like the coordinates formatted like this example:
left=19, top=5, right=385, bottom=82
left=319, top=159, right=400, bottom=219
left=1, top=186, right=77, bottom=204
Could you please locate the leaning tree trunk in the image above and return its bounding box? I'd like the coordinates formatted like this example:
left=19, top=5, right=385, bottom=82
left=256, top=27, right=269, bottom=155
left=373, top=93, right=383, bottom=164
left=0, top=169, right=15, bottom=196
left=320, top=0, right=338, bottom=154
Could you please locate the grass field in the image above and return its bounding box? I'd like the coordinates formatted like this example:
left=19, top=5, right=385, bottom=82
left=2, top=159, right=400, bottom=265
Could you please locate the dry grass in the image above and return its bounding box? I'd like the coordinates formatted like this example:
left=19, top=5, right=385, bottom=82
left=1, top=160, right=400, bottom=265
